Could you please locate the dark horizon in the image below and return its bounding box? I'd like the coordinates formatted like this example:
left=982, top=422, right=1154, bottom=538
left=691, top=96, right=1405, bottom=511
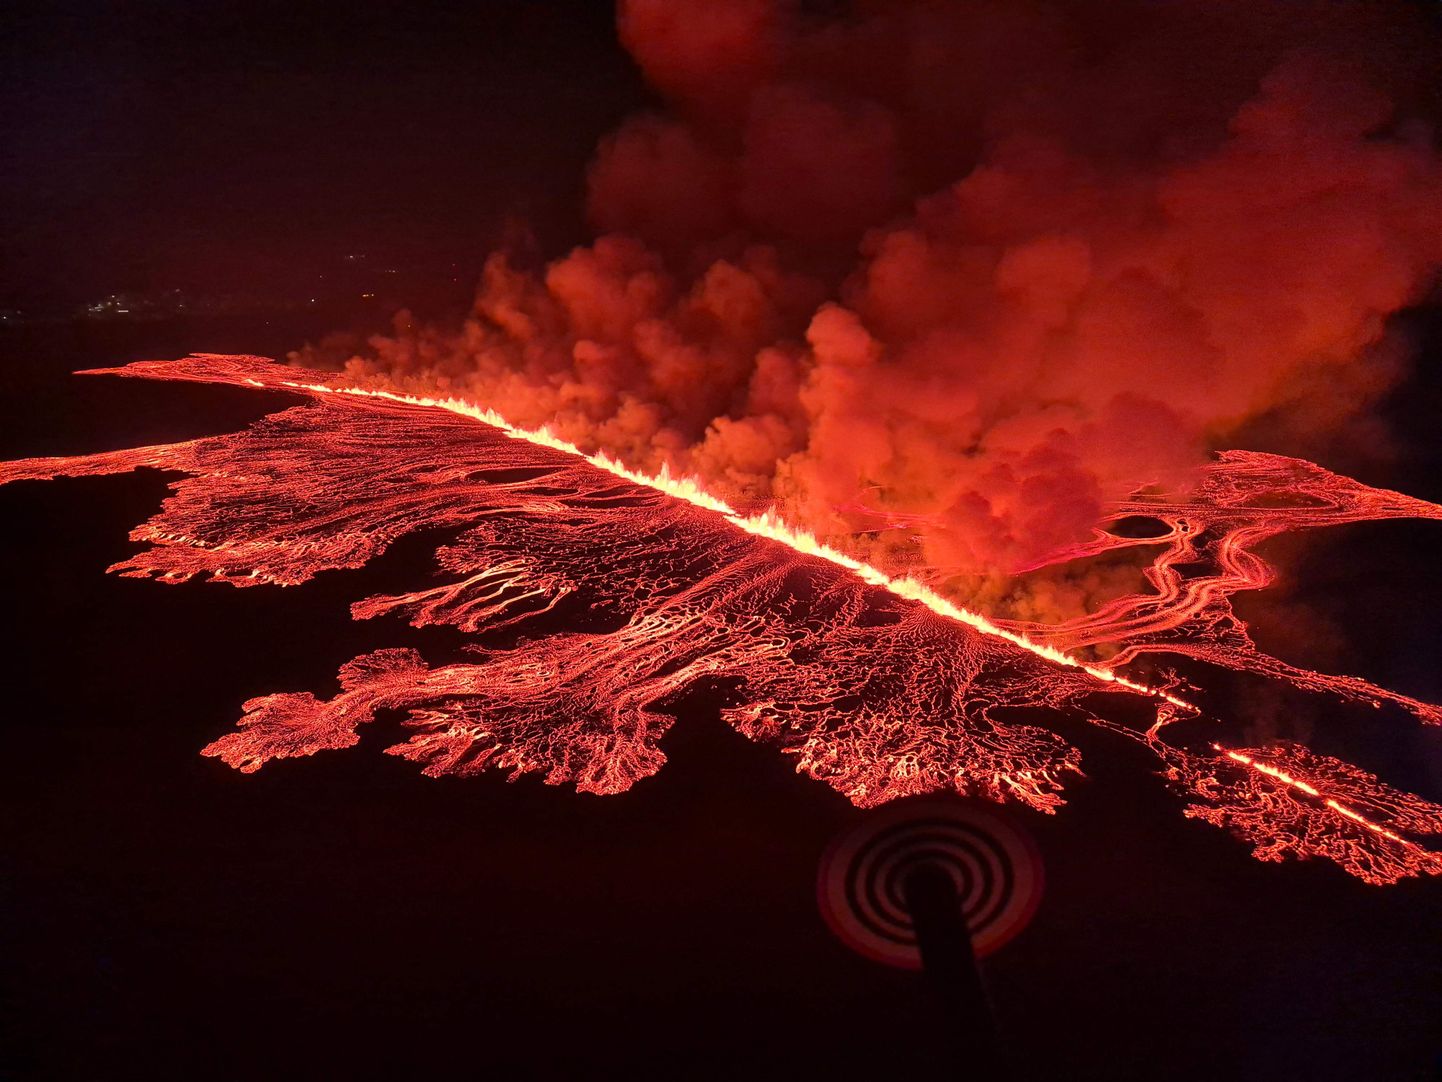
left=1, top=0, right=644, bottom=312
left=8, top=1, right=1440, bottom=314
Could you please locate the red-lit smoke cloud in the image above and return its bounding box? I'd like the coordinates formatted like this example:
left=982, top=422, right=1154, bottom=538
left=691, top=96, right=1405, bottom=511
left=311, top=0, right=1442, bottom=610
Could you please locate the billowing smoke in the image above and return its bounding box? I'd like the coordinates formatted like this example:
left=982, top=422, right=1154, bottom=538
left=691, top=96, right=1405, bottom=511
left=301, top=0, right=1442, bottom=616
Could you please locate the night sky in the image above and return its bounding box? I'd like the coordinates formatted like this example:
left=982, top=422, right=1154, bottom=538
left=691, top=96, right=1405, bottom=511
left=0, top=0, right=644, bottom=310
left=3, top=3, right=1442, bottom=1080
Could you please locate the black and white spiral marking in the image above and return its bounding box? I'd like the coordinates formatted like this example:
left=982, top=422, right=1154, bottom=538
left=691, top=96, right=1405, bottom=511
left=817, top=800, right=1044, bottom=968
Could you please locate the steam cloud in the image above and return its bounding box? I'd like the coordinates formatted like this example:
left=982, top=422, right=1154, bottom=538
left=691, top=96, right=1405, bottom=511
left=303, top=0, right=1442, bottom=616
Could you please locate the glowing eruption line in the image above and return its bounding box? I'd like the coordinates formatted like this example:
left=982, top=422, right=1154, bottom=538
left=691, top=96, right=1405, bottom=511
left=7, top=356, right=1436, bottom=884
left=1217, top=746, right=1409, bottom=847
left=274, top=376, right=1197, bottom=712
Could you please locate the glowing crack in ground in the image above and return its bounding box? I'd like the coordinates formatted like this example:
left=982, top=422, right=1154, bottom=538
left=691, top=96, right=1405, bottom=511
left=3, top=354, right=1439, bottom=885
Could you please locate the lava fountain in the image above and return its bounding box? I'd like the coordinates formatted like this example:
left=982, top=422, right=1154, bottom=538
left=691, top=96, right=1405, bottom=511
left=2, top=353, right=1439, bottom=886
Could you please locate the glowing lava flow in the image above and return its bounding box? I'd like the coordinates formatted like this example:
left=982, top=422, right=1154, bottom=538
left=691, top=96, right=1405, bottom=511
left=1005, top=451, right=1442, bottom=726
left=2, top=354, right=1440, bottom=885
left=269, top=373, right=1194, bottom=711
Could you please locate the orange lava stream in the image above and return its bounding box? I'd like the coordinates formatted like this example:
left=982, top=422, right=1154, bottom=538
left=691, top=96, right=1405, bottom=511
left=1005, top=452, right=1442, bottom=726
left=1217, top=746, right=1407, bottom=846
left=279, top=377, right=1196, bottom=713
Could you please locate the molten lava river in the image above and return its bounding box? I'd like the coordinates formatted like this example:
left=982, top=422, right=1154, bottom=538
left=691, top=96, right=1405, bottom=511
left=4, top=354, right=1439, bottom=885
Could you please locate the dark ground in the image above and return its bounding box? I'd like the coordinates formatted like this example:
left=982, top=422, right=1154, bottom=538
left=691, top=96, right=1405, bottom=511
left=1, top=314, right=1440, bottom=1081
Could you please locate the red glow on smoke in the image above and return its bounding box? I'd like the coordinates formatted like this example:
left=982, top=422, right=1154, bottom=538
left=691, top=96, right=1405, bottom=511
left=3, top=354, right=1439, bottom=886
left=322, top=0, right=1442, bottom=606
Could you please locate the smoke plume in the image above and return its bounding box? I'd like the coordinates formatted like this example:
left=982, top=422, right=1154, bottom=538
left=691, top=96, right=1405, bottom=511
left=302, top=0, right=1442, bottom=616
